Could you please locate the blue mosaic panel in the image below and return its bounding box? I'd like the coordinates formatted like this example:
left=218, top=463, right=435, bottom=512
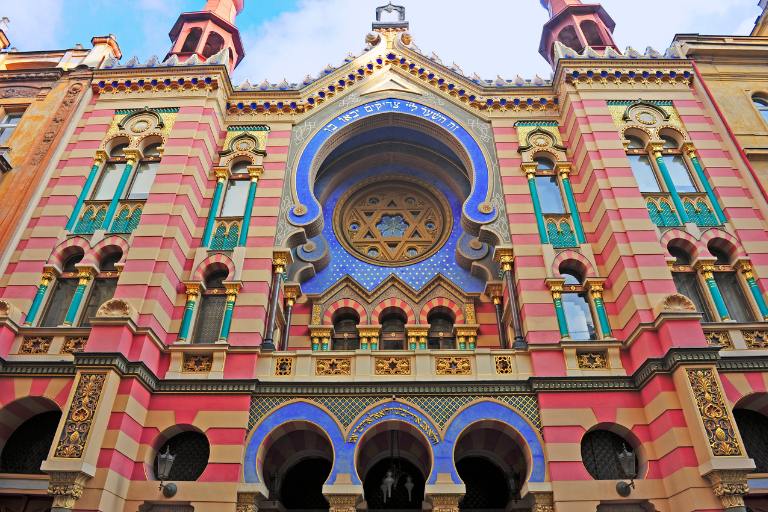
left=302, top=165, right=484, bottom=294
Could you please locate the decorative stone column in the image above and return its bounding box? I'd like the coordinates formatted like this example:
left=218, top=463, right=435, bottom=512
left=358, top=326, right=380, bottom=350
left=65, top=150, right=106, bottom=231
left=281, top=283, right=301, bottom=351
left=696, top=260, right=731, bottom=321
left=430, top=494, right=463, bottom=512
left=546, top=278, right=569, bottom=339
left=262, top=250, right=291, bottom=352
left=649, top=141, right=689, bottom=224
left=406, top=325, right=429, bottom=350
left=239, top=164, right=264, bottom=246
left=485, top=282, right=508, bottom=349
left=737, top=260, right=768, bottom=320
left=683, top=142, right=727, bottom=224
left=218, top=281, right=242, bottom=342
left=494, top=248, right=526, bottom=349
left=705, top=470, right=750, bottom=512
left=455, top=325, right=478, bottom=350
left=63, top=267, right=95, bottom=326
left=24, top=267, right=55, bottom=325
left=310, top=326, right=333, bottom=352
left=325, top=494, right=358, bottom=512
left=202, top=166, right=230, bottom=247
left=557, top=162, right=586, bottom=244
left=523, top=163, right=548, bottom=243
left=585, top=279, right=612, bottom=338
left=102, top=149, right=140, bottom=231
left=177, top=282, right=201, bottom=342
left=47, top=471, right=90, bottom=512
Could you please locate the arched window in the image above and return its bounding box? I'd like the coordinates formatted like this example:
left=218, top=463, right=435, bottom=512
left=79, top=250, right=122, bottom=326
left=581, top=429, right=638, bottom=480
left=40, top=251, right=84, bottom=327
left=668, top=245, right=714, bottom=322
left=126, top=143, right=161, bottom=200
left=709, top=244, right=756, bottom=323
left=231, top=160, right=250, bottom=175
left=557, top=25, right=583, bottom=53
left=380, top=308, right=407, bottom=350
left=0, top=410, right=62, bottom=474
left=202, top=32, right=225, bottom=58
left=192, top=269, right=229, bottom=344
left=659, top=135, right=696, bottom=193
left=535, top=156, right=554, bottom=171
left=753, top=95, right=768, bottom=123
left=559, top=268, right=598, bottom=341
left=332, top=308, right=360, bottom=350
left=92, top=143, right=128, bottom=200
left=733, top=408, right=768, bottom=473
left=180, top=27, right=202, bottom=53
left=536, top=175, right=566, bottom=214
left=625, top=136, right=660, bottom=193
left=580, top=20, right=604, bottom=47
left=219, top=179, right=250, bottom=217
left=427, top=307, right=455, bottom=349
left=154, top=431, right=210, bottom=481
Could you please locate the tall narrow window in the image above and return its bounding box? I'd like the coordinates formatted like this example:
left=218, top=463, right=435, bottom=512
left=92, top=144, right=128, bottom=200
left=753, top=95, right=768, bottom=123
left=668, top=245, right=714, bottom=322
left=661, top=136, right=697, bottom=193
left=560, top=270, right=597, bottom=341
left=380, top=309, right=407, bottom=350
left=0, top=111, right=23, bottom=145
left=192, top=270, right=228, bottom=344
left=536, top=176, right=566, bottom=214
left=332, top=308, right=360, bottom=350
left=626, top=136, right=661, bottom=192
left=79, top=251, right=121, bottom=326
left=127, top=143, right=161, bottom=200
left=40, top=252, right=83, bottom=327
left=219, top=179, right=250, bottom=217
left=709, top=245, right=756, bottom=323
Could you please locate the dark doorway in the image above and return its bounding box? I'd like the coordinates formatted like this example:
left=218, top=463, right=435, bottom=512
left=279, top=457, right=332, bottom=511
left=0, top=495, right=53, bottom=512
left=0, top=410, right=61, bottom=474
left=457, top=457, right=512, bottom=511
left=364, top=457, right=424, bottom=510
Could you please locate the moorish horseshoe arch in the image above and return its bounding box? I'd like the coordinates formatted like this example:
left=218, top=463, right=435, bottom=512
left=286, top=98, right=498, bottom=241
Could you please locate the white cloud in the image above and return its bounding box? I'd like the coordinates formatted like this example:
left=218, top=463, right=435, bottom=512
left=3, top=0, right=65, bottom=51
left=233, top=0, right=762, bottom=84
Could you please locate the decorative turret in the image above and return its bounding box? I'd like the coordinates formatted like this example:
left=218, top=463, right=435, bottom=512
left=538, top=0, right=618, bottom=66
left=166, top=0, right=245, bottom=72
left=752, top=0, right=768, bottom=36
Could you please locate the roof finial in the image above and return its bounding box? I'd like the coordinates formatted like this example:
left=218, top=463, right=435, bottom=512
left=373, top=2, right=408, bottom=31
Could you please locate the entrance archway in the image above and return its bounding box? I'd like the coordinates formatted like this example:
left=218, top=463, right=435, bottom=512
left=454, top=420, right=529, bottom=511
left=261, top=421, right=334, bottom=511
left=357, top=421, right=432, bottom=510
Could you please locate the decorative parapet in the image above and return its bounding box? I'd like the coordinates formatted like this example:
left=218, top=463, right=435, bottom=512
left=374, top=356, right=412, bottom=376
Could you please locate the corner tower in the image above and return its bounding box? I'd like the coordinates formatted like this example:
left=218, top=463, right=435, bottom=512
left=166, top=0, right=245, bottom=72
left=539, top=0, right=618, bottom=66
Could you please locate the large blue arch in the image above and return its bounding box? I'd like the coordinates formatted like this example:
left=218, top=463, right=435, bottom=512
left=433, top=401, right=546, bottom=485
left=243, top=401, right=356, bottom=485
left=287, top=98, right=496, bottom=229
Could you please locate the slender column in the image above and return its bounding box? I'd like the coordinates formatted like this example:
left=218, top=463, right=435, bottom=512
left=557, top=163, right=586, bottom=244
left=698, top=262, right=731, bottom=321
left=65, top=151, right=106, bottom=231
left=202, top=167, right=229, bottom=247
left=588, top=282, right=611, bottom=338
left=684, top=143, right=727, bottom=224
left=24, top=269, right=55, bottom=325
left=218, top=282, right=241, bottom=342
left=178, top=283, right=201, bottom=342
left=485, top=283, right=508, bottom=349
left=547, top=280, right=569, bottom=338
left=523, top=164, right=549, bottom=243
left=262, top=251, right=291, bottom=352
left=238, top=165, right=263, bottom=246
left=738, top=262, right=768, bottom=320
left=650, top=142, right=689, bottom=224
left=101, top=151, right=139, bottom=231
left=495, top=249, right=526, bottom=349
left=63, top=268, right=95, bottom=326
left=281, top=284, right=301, bottom=351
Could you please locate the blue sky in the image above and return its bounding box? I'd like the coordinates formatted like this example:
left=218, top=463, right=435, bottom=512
left=3, top=0, right=763, bottom=85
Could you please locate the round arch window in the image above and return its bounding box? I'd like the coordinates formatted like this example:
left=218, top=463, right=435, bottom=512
left=154, top=431, right=210, bottom=481
left=581, top=429, right=637, bottom=480
left=333, top=176, right=452, bottom=266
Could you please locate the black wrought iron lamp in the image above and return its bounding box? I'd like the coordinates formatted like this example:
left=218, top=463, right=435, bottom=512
left=615, top=445, right=637, bottom=497
left=157, top=446, right=178, bottom=498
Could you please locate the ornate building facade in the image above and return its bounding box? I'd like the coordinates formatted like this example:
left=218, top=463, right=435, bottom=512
left=1, top=1, right=768, bottom=511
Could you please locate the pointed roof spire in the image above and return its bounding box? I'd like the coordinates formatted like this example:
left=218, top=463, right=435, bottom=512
left=538, top=0, right=618, bottom=67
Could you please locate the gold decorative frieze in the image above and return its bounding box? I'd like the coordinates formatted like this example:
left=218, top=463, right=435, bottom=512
left=316, top=358, right=352, bottom=376
left=686, top=368, right=741, bottom=456
left=326, top=494, right=358, bottom=512
left=275, top=357, right=294, bottom=376
left=182, top=353, right=213, bottom=373
left=577, top=351, right=609, bottom=369
left=375, top=356, right=411, bottom=375
left=742, top=330, right=768, bottom=349
left=436, top=356, right=472, bottom=376
left=704, top=330, right=733, bottom=349
left=61, top=336, right=88, bottom=354
left=495, top=355, right=514, bottom=375
left=19, top=336, right=52, bottom=354
left=55, top=373, right=106, bottom=458
left=431, top=494, right=463, bottom=512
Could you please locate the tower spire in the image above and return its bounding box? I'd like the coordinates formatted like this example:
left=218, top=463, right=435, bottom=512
left=538, top=0, right=618, bottom=67
left=166, top=0, right=245, bottom=72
